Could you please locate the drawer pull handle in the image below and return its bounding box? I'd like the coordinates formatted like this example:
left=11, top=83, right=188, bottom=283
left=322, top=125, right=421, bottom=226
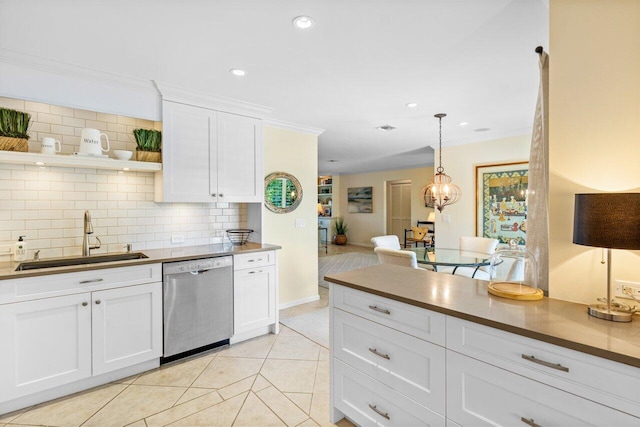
left=368, top=348, right=390, bottom=360
left=82, top=302, right=88, bottom=307
left=248, top=258, right=263, bottom=263
left=368, top=404, right=390, bottom=420
left=368, top=305, right=391, bottom=315
left=248, top=270, right=262, bottom=274
left=79, top=278, right=103, bottom=284
left=521, top=417, right=541, bottom=427
left=521, top=354, right=569, bottom=372
left=95, top=300, right=101, bottom=305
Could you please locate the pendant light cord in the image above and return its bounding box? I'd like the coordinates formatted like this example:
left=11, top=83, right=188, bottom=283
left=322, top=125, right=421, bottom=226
left=437, top=115, right=444, bottom=174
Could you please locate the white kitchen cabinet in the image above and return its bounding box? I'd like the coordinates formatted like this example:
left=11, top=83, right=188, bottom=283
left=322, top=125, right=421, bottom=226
left=232, top=251, right=278, bottom=343
left=0, top=264, right=162, bottom=414
left=0, top=293, right=92, bottom=402
left=157, top=101, right=263, bottom=203
left=92, top=282, right=162, bottom=376
left=329, top=284, right=640, bottom=425
left=446, top=350, right=640, bottom=426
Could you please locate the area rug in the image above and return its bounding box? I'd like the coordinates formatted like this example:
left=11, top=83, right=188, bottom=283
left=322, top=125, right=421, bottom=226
left=318, top=252, right=379, bottom=287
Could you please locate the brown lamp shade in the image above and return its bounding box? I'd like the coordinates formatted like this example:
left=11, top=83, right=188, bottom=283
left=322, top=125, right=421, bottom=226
left=573, top=193, right=640, bottom=250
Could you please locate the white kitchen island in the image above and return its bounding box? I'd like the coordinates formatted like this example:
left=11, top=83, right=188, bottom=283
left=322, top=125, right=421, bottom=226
left=326, top=264, right=640, bottom=426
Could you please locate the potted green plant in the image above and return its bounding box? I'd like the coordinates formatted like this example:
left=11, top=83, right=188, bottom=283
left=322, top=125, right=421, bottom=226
left=0, top=108, right=31, bottom=152
left=133, top=128, right=162, bottom=162
left=333, top=218, right=348, bottom=245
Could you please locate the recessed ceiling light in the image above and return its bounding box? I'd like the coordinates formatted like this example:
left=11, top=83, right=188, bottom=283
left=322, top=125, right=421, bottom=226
left=406, top=102, right=418, bottom=108
left=458, top=122, right=468, bottom=126
left=35, top=162, right=45, bottom=166
left=474, top=128, right=491, bottom=132
left=122, top=167, right=130, bottom=171
left=229, top=68, right=246, bottom=77
left=376, top=125, right=396, bottom=131
left=293, top=16, right=314, bottom=30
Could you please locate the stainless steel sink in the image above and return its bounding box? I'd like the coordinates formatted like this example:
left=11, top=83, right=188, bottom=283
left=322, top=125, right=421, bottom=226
left=15, top=252, right=149, bottom=271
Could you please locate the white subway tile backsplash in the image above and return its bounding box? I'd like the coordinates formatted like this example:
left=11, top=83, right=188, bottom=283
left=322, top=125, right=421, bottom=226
left=62, top=116, right=85, bottom=127
left=74, top=109, right=97, bottom=120
left=25, top=101, right=50, bottom=113
left=1, top=98, right=246, bottom=257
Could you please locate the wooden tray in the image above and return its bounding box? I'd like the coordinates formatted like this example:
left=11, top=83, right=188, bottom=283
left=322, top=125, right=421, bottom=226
left=488, top=282, right=544, bottom=300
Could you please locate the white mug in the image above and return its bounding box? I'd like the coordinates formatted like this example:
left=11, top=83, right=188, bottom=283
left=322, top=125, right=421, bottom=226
left=41, top=137, right=62, bottom=155
left=79, top=128, right=110, bottom=155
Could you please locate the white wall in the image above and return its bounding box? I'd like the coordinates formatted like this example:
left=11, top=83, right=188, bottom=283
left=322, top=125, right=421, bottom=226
left=336, top=166, right=434, bottom=247
left=435, top=135, right=531, bottom=248
left=549, top=0, right=640, bottom=303
left=262, top=127, right=319, bottom=306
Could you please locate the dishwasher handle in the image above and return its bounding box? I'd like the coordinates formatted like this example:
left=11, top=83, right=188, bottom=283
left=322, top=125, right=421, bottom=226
left=163, top=256, right=233, bottom=276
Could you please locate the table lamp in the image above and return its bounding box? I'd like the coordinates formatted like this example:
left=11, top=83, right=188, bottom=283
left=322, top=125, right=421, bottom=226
left=317, top=203, right=324, bottom=216
left=573, top=193, right=640, bottom=322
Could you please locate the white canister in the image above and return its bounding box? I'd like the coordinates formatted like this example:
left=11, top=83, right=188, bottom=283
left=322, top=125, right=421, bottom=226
left=40, top=137, right=62, bottom=155
left=79, top=128, right=110, bottom=155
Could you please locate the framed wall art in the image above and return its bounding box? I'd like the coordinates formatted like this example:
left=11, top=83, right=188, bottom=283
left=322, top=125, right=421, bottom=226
left=475, top=162, right=528, bottom=245
left=347, top=186, right=372, bottom=213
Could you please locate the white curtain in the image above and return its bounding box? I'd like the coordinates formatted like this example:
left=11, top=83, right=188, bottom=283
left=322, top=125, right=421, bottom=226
left=527, top=50, right=549, bottom=293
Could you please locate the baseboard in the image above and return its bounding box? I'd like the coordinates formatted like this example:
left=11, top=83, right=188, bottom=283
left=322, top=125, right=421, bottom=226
left=279, top=294, right=320, bottom=310
left=348, top=242, right=374, bottom=248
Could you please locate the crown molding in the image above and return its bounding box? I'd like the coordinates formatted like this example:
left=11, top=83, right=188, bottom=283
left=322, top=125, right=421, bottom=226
left=263, top=118, right=325, bottom=136
left=0, top=48, right=157, bottom=94
left=154, top=81, right=272, bottom=118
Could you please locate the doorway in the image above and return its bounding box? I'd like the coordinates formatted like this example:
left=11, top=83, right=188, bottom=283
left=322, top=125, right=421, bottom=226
left=387, top=180, right=411, bottom=245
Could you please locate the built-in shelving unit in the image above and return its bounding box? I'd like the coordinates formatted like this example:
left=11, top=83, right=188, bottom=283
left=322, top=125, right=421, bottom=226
left=0, top=151, right=162, bottom=172
left=318, top=175, right=333, bottom=217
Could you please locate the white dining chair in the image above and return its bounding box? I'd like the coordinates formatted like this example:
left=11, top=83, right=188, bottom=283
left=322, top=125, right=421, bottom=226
left=435, top=236, right=499, bottom=279
left=371, top=235, right=401, bottom=250
left=374, top=247, right=419, bottom=268
left=453, top=236, right=500, bottom=279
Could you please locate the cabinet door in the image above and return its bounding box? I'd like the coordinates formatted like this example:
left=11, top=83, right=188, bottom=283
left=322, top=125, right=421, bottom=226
left=216, top=111, right=263, bottom=203
left=234, top=265, right=276, bottom=335
left=92, top=282, right=162, bottom=376
left=0, top=293, right=92, bottom=401
left=446, top=350, right=640, bottom=426
left=160, top=101, right=216, bottom=202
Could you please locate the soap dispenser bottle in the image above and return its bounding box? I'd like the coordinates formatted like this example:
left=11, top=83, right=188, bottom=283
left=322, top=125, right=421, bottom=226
left=14, top=236, right=27, bottom=261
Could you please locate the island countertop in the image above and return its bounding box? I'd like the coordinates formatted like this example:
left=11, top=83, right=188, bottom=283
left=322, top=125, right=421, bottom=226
left=325, top=264, right=640, bottom=368
left=0, top=242, right=281, bottom=280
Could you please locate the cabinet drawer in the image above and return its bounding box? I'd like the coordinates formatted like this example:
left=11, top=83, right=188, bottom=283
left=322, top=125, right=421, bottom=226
left=0, top=264, right=162, bottom=305
left=333, top=358, right=445, bottom=427
left=233, top=251, right=275, bottom=270
left=332, top=284, right=445, bottom=345
left=447, top=317, right=640, bottom=417
left=446, top=350, right=639, bottom=426
left=333, top=308, right=445, bottom=414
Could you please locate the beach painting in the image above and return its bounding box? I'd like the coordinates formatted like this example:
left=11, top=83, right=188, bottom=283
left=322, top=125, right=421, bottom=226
left=347, top=187, right=373, bottom=213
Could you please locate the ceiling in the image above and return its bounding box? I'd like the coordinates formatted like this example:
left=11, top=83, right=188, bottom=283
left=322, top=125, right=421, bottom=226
left=0, top=0, right=549, bottom=175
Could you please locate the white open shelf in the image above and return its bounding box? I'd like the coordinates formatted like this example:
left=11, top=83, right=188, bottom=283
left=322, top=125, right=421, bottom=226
left=0, top=151, right=162, bottom=172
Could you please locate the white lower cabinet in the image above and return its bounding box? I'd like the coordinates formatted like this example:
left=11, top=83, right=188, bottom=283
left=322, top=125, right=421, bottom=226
left=0, top=264, right=163, bottom=412
left=232, top=251, right=278, bottom=342
left=334, top=359, right=445, bottom=427
left=330, top=284, right=640, bottom=426
left=447, top=350, right=639, bottom=426
left=0, top=293, right=92, bottom=402
left=92, top=282, right=162, bottom=376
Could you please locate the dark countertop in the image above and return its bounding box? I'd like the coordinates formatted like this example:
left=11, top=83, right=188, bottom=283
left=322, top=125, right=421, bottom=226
left=0, top=242, right=281, bottom=280
left=325, top=264, right=640, bottom=368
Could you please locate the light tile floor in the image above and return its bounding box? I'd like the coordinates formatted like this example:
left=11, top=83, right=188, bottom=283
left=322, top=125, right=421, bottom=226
left=0, top=290, right=354, bottom=427
left=0, top=247, right=369, bottom=427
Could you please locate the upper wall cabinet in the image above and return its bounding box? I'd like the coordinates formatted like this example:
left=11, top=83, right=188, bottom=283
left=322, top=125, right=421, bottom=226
left=156, top=101, right=263, bottom=203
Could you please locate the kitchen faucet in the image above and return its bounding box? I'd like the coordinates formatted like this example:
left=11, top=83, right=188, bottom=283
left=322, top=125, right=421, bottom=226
left=82, top=210, right=101, bottom=256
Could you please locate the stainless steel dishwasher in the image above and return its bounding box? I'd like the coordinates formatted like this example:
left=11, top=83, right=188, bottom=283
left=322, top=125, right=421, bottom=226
left=162, top=256, right=233, bottom=361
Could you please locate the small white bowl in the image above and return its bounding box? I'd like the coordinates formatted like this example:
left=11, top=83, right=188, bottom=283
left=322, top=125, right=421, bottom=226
left=113, top=150, right=133, bottom=161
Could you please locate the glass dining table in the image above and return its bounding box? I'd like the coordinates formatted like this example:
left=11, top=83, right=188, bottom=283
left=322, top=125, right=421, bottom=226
left=409, top=247, right=495, bottom=276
